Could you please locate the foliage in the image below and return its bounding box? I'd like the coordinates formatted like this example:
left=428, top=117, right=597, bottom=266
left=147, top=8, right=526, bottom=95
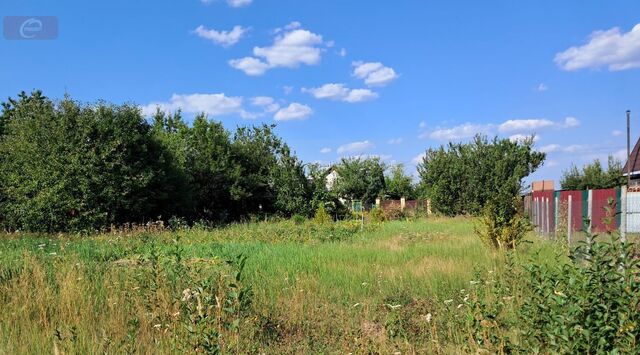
left=370, top=207, right=385, bottom=222
left=0, top=91, right=314, bottom=232
left=383, top=203, right=406, bottom=221
left=520, top=232, right=640, bottom=353
left=561, top=155, right=626, bottom=190
left=384, top=164, right=416, bottom=199
left=307, top=163, right=348, bottom=219
left=0, top=92, right=174, bottom=232
left=333, top=157, right=386, bottom=204
left=474, top=201, right=531, bottom=249
left=417, top=135, right=544, bottom=222
left=313, top=204, right=332, bottom=224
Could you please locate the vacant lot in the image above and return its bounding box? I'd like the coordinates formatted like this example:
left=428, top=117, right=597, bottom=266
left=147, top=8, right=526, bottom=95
left=0, top=217, right=556, bottom=353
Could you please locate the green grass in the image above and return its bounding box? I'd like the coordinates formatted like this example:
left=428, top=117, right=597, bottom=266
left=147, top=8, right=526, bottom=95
left=0, top=217, right=558, bottom=353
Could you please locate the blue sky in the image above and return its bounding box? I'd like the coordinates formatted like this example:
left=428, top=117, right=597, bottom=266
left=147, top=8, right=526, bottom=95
left=2, top=0, right=640, bottom=185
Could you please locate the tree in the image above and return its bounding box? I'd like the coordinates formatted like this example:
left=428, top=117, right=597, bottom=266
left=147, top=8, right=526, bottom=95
left=333, top=157, right=386, bottom=204
left=271, top=146, right=312, bottom=217
left=384, top=164, right=416, bottom=199
left=560, top=156, right=625, bottom=190
left=0, top=92, right=174, bottom=232
left=417, top=135, right=545, bottom=219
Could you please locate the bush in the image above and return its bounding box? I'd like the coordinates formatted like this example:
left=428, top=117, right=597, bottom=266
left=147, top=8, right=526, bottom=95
left=383, top=204, right=405, bottom=221
left=520, top=232, right=640, bottom=353
left=313, top=204, right=332, bottom=225
left=474, top=202, right=530, bottom=250
left=461, top=225, right=640, bottom=353
left=370, top=207, right=385, bottom=222
left=291, top=214, right=306, bottom=225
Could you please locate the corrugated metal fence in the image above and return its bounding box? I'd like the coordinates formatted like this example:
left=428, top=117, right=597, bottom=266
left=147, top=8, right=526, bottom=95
left=525, top=187, right=639, bottom=241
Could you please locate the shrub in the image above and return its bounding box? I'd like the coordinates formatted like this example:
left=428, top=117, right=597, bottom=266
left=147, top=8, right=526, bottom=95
left=291, top=214, right=306, bottom=225
left=313, top=204, right=332, bottom=225
left=383, top=204, right=405, bottom=221
left=370, top=207, right=385, bottom=222
left=519, top=231, right=640, bottom=353
left=474, top=202, right=530, bottom=250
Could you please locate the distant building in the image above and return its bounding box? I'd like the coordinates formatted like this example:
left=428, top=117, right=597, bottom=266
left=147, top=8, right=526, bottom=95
left=531, top=180, right=554, bottom=192
left=325, top=167, right=339, bottom=190
left=623, top=137, right=640, bottom=188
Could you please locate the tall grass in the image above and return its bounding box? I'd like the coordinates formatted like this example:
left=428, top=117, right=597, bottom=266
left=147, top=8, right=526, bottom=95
left=0, top=217, right=556, bottom=353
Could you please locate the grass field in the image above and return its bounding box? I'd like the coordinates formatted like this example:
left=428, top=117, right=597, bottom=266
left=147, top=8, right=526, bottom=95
left=0, top=217, right=558, bottom=353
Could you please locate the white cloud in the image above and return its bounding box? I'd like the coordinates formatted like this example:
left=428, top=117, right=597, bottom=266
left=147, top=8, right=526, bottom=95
left=612, top=129, right=624, bottom=136
left=419, top=121, right=427, bottom=129
left=498, top=117, right=579, bottom=133
left=201, top=0, right=253, bottom=7
left=539, top=144, right=561, bottom=153
left=536, top=83, right=548, bottom=92
left=250, top=96, right=280, bottom=113
left=337, top=140, right=374, bottom=154
left=499, top=119, right=555, bottom=133
left=320, top=147, right=332, bottom=154
left=509, top=134, right=540, bottom=143
left=352, top=61, right=399, bottom=86
left=388, top=138, right=403, bottom=145
left=427, top=123, right=492, bottom=141
left=555, top=23, right=640, bottom=71
left=563, top=116, right=580, bottom=128
left=193, top=25, right=248, bottom=47
left=283, top=86, right=294, bottom=95
left=141, top=93, right=246, bottom=117
left=344, top=89, right=378, bottom=103
left=227, top=0, right=252, bottom=7
left=230, top=22, right=328, bottom=75
left=229, top=57, right=270, bottom=76
left=563, top=144, right=585, bottom=153
left=302, top=83, right=378, bottom=103
left=274, top=103, right=313, bottom=121
left=412, top=152, right=426, bottom=165
left=338, top=48, right=347, bottom=57
left=614, top=149, right=628, bottom=161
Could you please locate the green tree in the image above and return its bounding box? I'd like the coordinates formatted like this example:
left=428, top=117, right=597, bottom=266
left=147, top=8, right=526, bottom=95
left=271, top=146, right=312, bottom=216
left=333, top=157, right=386, bottom=204
left=560, top=156, right=625, bottom=190
left=185, top=114, right=238, bottom=221
left=384, top=164, right=416, bottom=199
left=0, top=92, right=174, bottom=232
left=417, top=135, right=545, bottom=219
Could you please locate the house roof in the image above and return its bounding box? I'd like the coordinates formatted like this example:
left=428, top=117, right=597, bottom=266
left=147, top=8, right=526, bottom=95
left=623, top=136, right=640, bottom=176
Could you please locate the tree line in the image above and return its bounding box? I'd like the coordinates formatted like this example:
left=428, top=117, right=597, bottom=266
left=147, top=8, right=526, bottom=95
left=0, top=91, right=563, bottom=233
left=0, top=91, right=419, bottom=232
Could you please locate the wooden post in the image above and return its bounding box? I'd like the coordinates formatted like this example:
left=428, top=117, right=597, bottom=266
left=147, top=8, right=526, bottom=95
left=568, top=195, right=573, bottom=246
left=400, top=197, right=406, bottom=211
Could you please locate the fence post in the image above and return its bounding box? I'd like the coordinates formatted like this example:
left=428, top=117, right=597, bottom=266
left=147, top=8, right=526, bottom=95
left=568, top=195, right=573, bottom=246
left=587, top=189, right=593, bottom=234
left=542, top=198, right=547, bottom=238
left=547, top=197, right=551, bottom=237
left=554, top=195, right=559, bottom=240
left=400, top=197, right=406, bottom=211
left=621, top=185, right=627, bottom=243
left=535, top=197, right=540, bottom=234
